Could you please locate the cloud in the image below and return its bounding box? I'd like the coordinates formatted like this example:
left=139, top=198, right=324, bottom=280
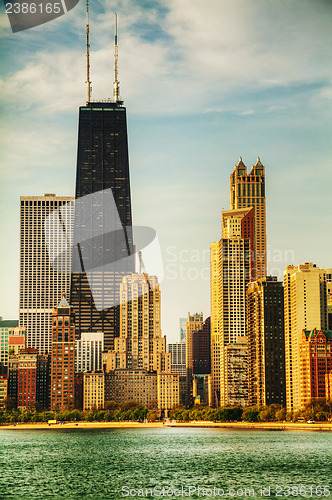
left=1, top=0, right=332, bottom=117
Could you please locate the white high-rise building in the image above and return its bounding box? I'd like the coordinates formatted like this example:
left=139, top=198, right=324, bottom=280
left=284, top=263, right=328, bottom=411
left=167, top=342, right=186, bottom=376
left=19, top=194, right=74, bottom=354
left=75, top=332, right=104, bottom=373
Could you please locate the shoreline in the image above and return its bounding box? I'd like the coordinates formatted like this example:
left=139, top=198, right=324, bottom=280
left=1, top=421, right=332, bottom=431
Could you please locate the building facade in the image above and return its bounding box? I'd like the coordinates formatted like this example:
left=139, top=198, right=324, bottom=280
left=0, top=320, right=19, bottom=369
left=210, top=207, right=253, bottom=407
left=83, top=372, right=105, bottom=410
left=105, top=369, right=158, bottom=408
left=75, top=332, right=104, bottom=373
left=284, top=263, right=328, bottom=411
left=103, top=273, right=170, bottom=372
left=180, top=318, right=187, bottom=343
left=247, top=277, right=286, bottom=407
left=327, top=271, right=332, bottom=330
left=167, top=342, right=186, bottom=376
left=19, top=194, right=74, bottom=354
left=0, top=375, right=8, bottom=408
left=8, top=327, right=26, bottom=357
left=192, top=316, right=211, bottom=375
left=50, top=296, right=76, bottom=411
left=70, top=97, right=134, bottom=351
left=157, top=372, right=180, bottom=411
left=230, top=157, right=266, bottom=279
left=224, top=339, right=248, bottom=407
left=8, top=348, right=50, bottom=409
left=103, top=273, right=177, bottom=409
left=186, top=312, right=203, bottom=371
left=326, top=372, right=332, bottom=401
left=299, top=329, right=332, bottom=408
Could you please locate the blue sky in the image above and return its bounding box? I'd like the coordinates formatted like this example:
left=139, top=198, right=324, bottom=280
left=1, top=0, right=332, bottom=342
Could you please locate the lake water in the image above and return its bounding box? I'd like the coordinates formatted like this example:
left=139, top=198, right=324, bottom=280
left=0, top=428, right=331, bottom=499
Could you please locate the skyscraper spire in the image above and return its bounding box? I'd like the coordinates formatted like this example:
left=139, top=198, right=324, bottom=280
left=113, top=13, right=120, bottom=103
left=86, top=0, right=92, bottom=105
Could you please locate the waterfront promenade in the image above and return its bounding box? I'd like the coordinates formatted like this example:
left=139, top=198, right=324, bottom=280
left=1, top=421, right=332, bottom=431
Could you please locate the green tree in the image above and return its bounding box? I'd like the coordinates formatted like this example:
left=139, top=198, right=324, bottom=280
left=259, top=408, right=272, bottom=422
left=275, top=409, right=286, bottom=421
left=104, top=411, right=113, bottom=422
left=243, top=409, right=260, bottom=422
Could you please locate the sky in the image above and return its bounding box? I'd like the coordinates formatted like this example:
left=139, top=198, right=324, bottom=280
left=0, top=0, right=332, bottom=342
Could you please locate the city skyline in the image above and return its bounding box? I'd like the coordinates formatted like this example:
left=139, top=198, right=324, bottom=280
left=1, top=0, right=332, bottom=342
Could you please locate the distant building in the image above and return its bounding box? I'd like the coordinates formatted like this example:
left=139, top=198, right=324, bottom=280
left=284, top=263, right=328, bottom=411
left=186, top=316, right=211, bottom=406
left=9, top=327, right=26, bottom=357
left=8, top=348, right=50, bottom=409
left=0, top=320, right=19, bottom=368
left=0, top=375, right=8, bottom=408
left=224, top=339, right=248, bottom=407
left=192, top=317, right=211, bottom=375
left=19, top=194, right=74, bottom=354
left=15, top=348, right=39, bottom=409
left=167, top=342, right=186, bottom=376
left=326, top=372, right=332, bottom=401
left=70, top=69, right=134, bottom=350
left=210, top=206, right=253, bottom=407
left=186, top=312, right=203, bottom=370
left=103, top=273, right=170, bottom=372
left=74, top=373, right=83, bottom=411
left=192, top=374, right=210, bottom=405
left=83, top=372, right=105, bottom=410
left=327, top=271, right=332, bottom=330
left=157, top=372, right=180, bottom=411
left=180, top=318, right=186, bottom=343
left=247, top=277, right=286, bottom=407
left=230, top=157, right=266, bottom=279
left=75, top=332, right=104, bottom=373
left=102, top=273, right=176, bottom=410
left=105, top=369, right=158, bottom=408
left=299, top=329, right=332, bottom=407
left=50, top=295, right=75, bottom=412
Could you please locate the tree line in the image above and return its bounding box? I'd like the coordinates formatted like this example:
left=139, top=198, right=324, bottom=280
left=1, top=398, right=331, bottom=425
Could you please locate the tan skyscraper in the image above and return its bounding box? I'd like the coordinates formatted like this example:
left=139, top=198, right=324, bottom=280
left=230, top=157, right=266, bottom=279
left=210, top=242, right=220, bottom=406
left=104, top=273, right=170, bottom=372
left=102, top=273, right=178, bottom=411
left=210, top=207, right=253, bottom=407
left=19, top=194, right=74, bottom=354
left=284, top=263, right=328, bottom=411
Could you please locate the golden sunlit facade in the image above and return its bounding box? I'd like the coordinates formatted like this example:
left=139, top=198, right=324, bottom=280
left=210, top=207, right=253, bottom=407
left=284, top=263, right=328, bottom=411
left=230, top=158, right=266, bottom=280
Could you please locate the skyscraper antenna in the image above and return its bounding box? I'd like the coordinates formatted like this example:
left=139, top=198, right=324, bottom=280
left=86, top=0, right=92, bottom=105
left=138, top=251, right=142, bottom=274
left=113, top=13, right=120, bottom=103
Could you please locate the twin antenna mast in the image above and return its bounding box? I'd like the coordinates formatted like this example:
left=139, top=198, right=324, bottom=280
left=85, top=1, right=120, bottom=105
left=85, top=0, right=91, bottom=104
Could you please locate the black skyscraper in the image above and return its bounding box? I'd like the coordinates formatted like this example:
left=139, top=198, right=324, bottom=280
left=70, top=11, right=134, bottom=349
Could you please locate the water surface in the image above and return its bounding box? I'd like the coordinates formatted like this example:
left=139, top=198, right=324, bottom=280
left=1, top=428, right=331, bottom=499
